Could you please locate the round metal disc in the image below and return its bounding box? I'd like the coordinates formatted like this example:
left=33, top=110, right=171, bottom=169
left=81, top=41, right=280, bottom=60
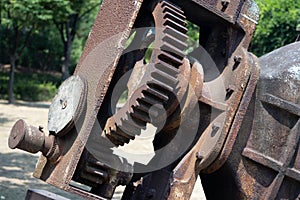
left=8, top=119, right=26, bottom=149
left=48, top=75, right=86, bottom=136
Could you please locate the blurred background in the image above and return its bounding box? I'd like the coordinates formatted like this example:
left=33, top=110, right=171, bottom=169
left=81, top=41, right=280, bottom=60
left=0, top=0, right=299, bottom=199
left=0, top=0, right=299, bottom=103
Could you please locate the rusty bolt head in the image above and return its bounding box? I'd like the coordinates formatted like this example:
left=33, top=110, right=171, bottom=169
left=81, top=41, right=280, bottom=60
left=234, top=55, right=242, bottom=63
left=8, top=119, right=46, bottom=154
left=8, top=119, right=26, bottom=149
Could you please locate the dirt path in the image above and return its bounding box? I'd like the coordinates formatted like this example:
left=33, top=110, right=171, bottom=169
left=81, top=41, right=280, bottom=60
left=0, top=100, right=205, bottom=200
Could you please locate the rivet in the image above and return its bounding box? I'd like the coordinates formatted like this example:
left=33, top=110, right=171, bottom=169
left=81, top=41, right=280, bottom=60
left=196, top=152, right=204, bottom=160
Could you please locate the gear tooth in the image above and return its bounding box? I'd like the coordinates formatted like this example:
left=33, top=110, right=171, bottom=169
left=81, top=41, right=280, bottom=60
left=103, top=0, right=188, bottom=145
left=155, top=62, right=179, bottom=76
left=124, top=113, right=147, bottom=130
left=111, top=123, right=117, bottom=132
left=120, top=116, right=145, bottom=133
left=162, top=2, right=185, bottom=16
left=163, top=18, right=187, bottom=34
left=112, top=133, right=129, bottom=145
left=151, top=70, right=178, bottom=88
left=119, top=109, right=139, bottom=126
left=140, top=91, right=164, bottom=105
left=134, top=100, right=152, bottom=113
left=127, top=109, right=147, bottom=126
left=106, top=134, right=125, bottom=146
left=158, top=51, right=183, bottom=67
left=151, top=72, right=178, bottom=88
left=104, top=118, right=116, bottom=135
left=161, top=42, right=186, bottom=59
left=163, top=33, right=187, bottom=51
left=116, top=127, right=135, bottom=140
left=163, top=26, right=188, bottom=42
left=163, top=12, right=186, bottom=27
left=145, top=86, right=169, bottom=101
left=147, top=79, right=174, bottom=92
left=130, top=108, right=151, bottom=123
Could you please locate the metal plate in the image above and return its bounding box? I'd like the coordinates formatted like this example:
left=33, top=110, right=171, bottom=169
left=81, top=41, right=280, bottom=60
left=33, top=0, right=144, bottom=197
left=48, top=75, right=86, bottom=136
left=242, top=42, right=300, bottom=199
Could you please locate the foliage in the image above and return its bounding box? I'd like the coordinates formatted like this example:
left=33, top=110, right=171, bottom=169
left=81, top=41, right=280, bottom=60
left=0, top=0, right=298, bottom=101
left=0, top=0, right=100, bottom=102
left=20, top=26, right=64, bottom=71
left=0, top=0, right=61, bottom=102
left=250, top=0, right=300, bottom=56
left=0, top=0, right=100, bottom=72
left=186, top=21, right=200, bottom=54
left=0, top=71, right=60, bottom=101
left=0, top=0, right=53, bottom=58
left=45, top=0, right=101, bottom=79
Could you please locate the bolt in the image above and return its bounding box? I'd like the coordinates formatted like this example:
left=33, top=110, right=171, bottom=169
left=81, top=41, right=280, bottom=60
left=233, top=56, right=242, bottom=70
left=212, top=124, right=220, bottom=132
left=234, top=55, right=242, bottom=63
left=221, top=0, right=230, bottom=11
left=60, top=99, right=67, bottom=109
left=9, top=120, right=60, bottom=162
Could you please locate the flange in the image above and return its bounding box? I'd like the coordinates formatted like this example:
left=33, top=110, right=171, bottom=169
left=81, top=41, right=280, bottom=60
left=48, top=75, right=87, bottom=136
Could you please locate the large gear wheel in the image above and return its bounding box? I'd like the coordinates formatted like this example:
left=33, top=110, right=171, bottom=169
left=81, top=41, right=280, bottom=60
left=103, top=0, right=188, bottom=146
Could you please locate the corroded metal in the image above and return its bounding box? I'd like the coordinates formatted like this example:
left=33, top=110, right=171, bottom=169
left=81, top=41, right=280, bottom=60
left=103, top=1, right=189, bottom=146
left=242, top=42, right=300, bottom=199
left=7, top=0, right=300, bottom=199
left=9, top=119, right=60, bottom=162
left=34, top=0, right=144, bottom=199
left=201, top=42, right=300, bottom=199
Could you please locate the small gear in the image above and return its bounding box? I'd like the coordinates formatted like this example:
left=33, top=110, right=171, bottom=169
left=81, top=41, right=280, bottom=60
left=103, top=0, right=189, bottom=146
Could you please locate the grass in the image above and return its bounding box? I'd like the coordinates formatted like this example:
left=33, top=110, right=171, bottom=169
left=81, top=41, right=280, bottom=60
left=0, top=71, right=61, bottom=102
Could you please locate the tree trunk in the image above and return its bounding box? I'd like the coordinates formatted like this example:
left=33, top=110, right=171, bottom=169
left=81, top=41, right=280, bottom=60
left=61, top=40, right=72, bottom=80
left=8, top=56, right=16, bottom=104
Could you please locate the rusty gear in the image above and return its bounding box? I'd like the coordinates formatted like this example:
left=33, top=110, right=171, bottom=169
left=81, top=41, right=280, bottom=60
left=103, top=0, right=188, bottom=146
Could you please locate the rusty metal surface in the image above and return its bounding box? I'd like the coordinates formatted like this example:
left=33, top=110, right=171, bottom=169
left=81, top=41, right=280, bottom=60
left=201, top=42, right=300, bottom=199
left=205, top=52, right=260, bottom=173
left=241, top=42, right=300, bottom=199
left=173, top=0, right=243, bottom=24
left=166, top=55, right=258, bottom=199
left=73, top=150, right=133, bottom=199
left=33, top=0, right=143, bottom=193
left=8, top=119, right=60, bottom=161
left=103, top=0, right=189, bottom=146
left=7, top=0, right=281, bottom=199
left=9, top=119, right=46, bottom=153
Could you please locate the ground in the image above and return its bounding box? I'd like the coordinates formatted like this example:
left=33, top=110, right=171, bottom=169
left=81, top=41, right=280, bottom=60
left=0, top=100, right=205, bottom=199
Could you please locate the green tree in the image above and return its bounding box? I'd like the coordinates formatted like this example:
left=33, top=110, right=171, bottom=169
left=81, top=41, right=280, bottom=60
left=43, top=0, right=101, bottom=80
left=20, top=25, right=64, bottom=72
left=0, top=0, right=52, bottom=103
left=250, top=0, right=300, bottom=56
